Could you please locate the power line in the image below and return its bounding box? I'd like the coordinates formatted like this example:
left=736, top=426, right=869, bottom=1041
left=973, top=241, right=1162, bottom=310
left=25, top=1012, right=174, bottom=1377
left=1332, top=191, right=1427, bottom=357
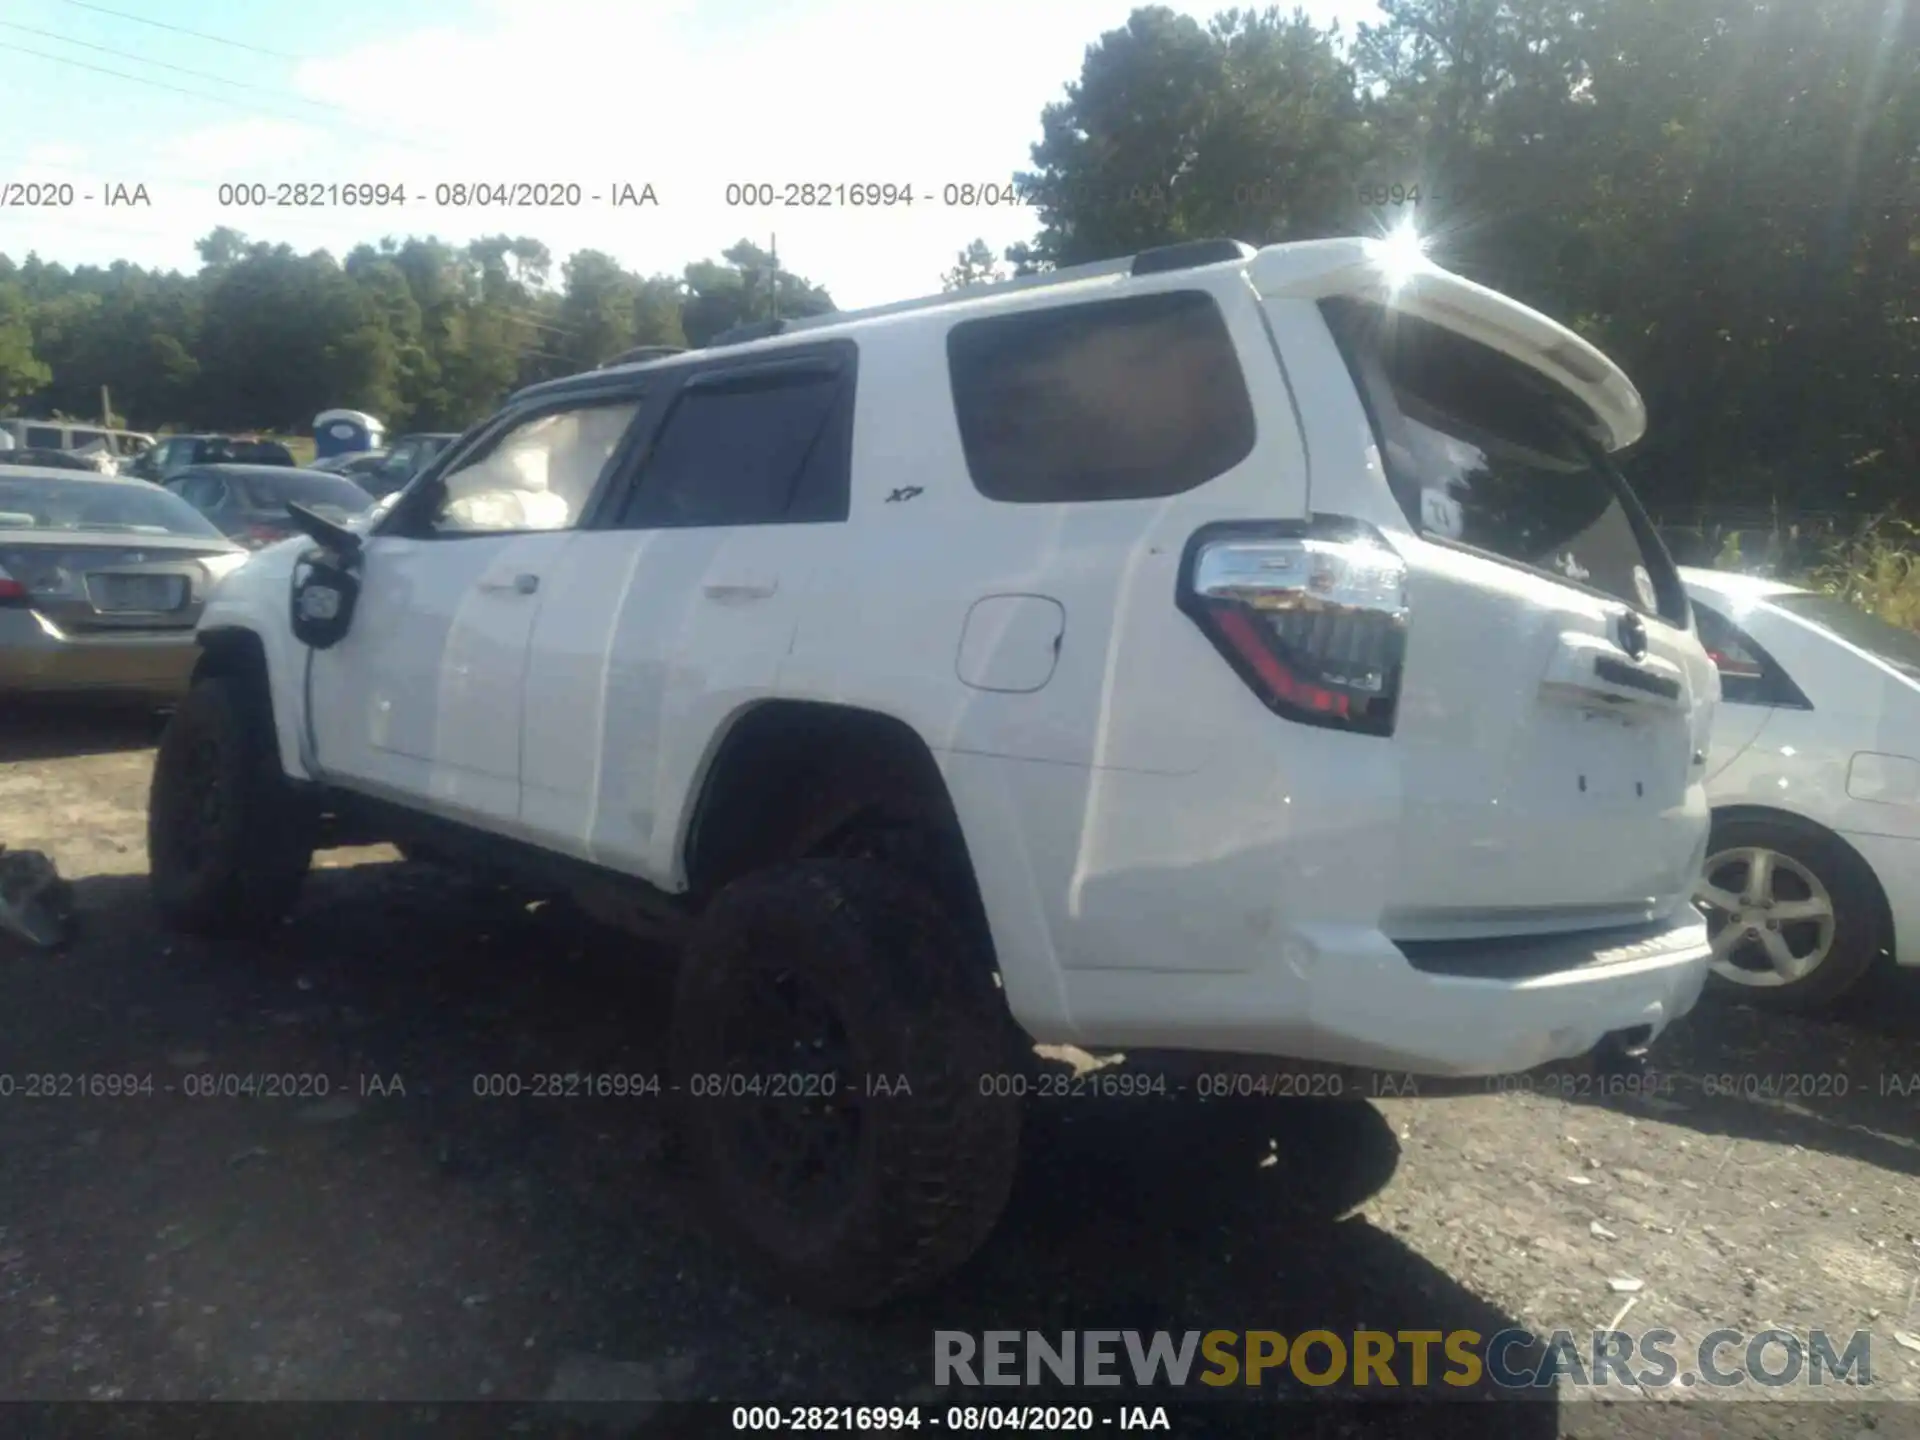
left=0, top=21, right=356, bottom=120
left=60, top=0, right=302, bottom=60
left=9, top=42, right=454, bottom=156
left=0, top=146, right=216, bottom=191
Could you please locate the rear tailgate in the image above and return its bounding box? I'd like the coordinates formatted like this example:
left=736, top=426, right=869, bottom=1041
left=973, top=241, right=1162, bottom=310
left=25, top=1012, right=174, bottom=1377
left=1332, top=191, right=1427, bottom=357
left=1257, top=251, right=1714, bottom=940
left=1384, top=535, right=1711, bottom=938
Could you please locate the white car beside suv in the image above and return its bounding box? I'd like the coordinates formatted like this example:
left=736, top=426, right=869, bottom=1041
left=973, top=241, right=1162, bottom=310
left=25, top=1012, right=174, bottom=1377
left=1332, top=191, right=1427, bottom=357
left=1687, top=565, right=1920, bottom=1008
left=146, top=234, right=1718, bottom=1309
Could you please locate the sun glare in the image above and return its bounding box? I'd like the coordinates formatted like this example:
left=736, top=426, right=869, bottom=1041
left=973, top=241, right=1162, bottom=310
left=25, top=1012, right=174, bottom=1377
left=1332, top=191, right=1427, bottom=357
left=1367, top=220, right=1431, bottom=292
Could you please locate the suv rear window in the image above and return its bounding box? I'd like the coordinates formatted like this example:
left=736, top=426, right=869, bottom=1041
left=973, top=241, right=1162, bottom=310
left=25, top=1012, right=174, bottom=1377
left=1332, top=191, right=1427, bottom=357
left=1322, top=297, right=1683, bottom=623
left=947, top=289, right=1256, bottom=504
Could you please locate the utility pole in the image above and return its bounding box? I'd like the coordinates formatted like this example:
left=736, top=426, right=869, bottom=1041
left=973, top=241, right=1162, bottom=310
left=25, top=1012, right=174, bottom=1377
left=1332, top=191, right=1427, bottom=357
left=769, top=233, right=780, bottom=322
left=101, top=385, right=111, bottom=427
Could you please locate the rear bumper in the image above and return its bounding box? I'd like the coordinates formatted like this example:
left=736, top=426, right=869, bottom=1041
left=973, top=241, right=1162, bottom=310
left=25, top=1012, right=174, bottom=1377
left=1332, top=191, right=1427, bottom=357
left=1058, top=911, right=1711, bottom=1078
left=0, top=609, right=196, bottom=696
left=1838, top=828, right=1920, bottom=968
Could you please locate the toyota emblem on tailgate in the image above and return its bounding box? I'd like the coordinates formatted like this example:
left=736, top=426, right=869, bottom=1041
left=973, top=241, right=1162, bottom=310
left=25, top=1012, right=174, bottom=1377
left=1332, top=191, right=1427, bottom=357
left=1615, top=609, right=1648, bottom=661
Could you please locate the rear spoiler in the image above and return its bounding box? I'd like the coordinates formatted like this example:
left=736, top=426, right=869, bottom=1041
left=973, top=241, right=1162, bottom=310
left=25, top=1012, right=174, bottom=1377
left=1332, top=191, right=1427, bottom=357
left=1247, top=239, right=1646, bottom=453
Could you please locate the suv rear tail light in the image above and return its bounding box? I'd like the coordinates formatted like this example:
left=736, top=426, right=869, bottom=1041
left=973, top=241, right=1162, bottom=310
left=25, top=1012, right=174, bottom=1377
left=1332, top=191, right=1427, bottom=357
left=242, top=523, right=289, bottom=549
left=1179, top=518, right=1409, bottom=736
left=0, top=563, right=25, bottom=604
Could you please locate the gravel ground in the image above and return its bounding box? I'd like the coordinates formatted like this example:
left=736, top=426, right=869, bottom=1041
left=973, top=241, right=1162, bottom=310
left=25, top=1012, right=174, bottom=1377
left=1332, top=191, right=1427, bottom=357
left=1, top=702, right=1917, bottom=1439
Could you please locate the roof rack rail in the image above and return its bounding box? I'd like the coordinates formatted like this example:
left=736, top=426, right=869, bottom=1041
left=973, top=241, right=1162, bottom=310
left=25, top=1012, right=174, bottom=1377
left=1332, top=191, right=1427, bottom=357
left=599, top=344, right=687, bottom=368
left=707, top=317, right=789, bottom=347
left=1130, top=238, right=1256, bottom=274
left=757, top=240, right=1255, bottom=343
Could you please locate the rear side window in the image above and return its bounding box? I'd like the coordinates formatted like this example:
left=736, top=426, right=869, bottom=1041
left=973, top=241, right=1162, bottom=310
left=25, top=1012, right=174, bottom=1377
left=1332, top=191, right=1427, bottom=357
left=947, top=290, right=1256, bottom=504
left=617, top=357, right=854, bottom=529
left=1692, top=599, right=1806, bottom=706
left=1322, top=297, right=1683, bottom=623
left=25, top=426, right=61, bottom=448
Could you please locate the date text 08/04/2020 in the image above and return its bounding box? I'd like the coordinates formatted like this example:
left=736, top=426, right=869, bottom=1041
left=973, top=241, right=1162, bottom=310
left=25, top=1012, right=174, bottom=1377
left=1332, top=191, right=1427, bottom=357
left=730, top=1406, right=1172, bottom=1432
left=211, top=182, right=659, bottom=209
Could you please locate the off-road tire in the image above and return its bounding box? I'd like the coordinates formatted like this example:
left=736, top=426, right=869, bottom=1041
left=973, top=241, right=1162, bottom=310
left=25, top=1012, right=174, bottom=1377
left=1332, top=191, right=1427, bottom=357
left=1702, top=815, right=1886, bottom=1011
left=148, top=676, right=315, bottom=936
left=671, top=858, right=1022, bottom=1310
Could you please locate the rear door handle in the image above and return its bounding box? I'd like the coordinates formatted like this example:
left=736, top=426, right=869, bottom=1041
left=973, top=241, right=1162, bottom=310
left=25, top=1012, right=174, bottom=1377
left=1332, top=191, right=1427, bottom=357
left=1540, top=631, right=1685, bottom=711
left=479, top=573, right=539, bottom=595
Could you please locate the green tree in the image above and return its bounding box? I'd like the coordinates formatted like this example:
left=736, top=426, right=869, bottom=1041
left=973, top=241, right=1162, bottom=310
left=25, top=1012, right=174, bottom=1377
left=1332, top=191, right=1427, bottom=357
left=681, top=241, right=834, bottom=345
left=942, top=239, right=1006, bottom=290
left=1014, top=6, right=1368, bottom=266
left=0, top=282, right=50, bottom=406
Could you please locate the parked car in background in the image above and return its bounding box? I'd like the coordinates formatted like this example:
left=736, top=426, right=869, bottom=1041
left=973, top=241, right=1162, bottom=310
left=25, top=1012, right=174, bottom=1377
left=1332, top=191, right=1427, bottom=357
left=0, top=447, right=117, bottom=475
left=0, top=420, right=156, bottom=469
left=359, top=432, right=459, bottom=496
left=309, top=449, right=391, bottom=479
left=164, top=465, right=374, bottom=549
left=1686, top=565, right=1920, bottom=1008
left=126, top=435, right=297, bottom=483
left=0, top=467, right=247, bottom=700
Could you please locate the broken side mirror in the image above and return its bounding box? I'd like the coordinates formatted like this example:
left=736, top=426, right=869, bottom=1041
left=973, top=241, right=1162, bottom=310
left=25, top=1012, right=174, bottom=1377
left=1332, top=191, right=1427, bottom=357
left=286, top=505, right=365, bottom=650
left=290, top=548, right=360, bottom=649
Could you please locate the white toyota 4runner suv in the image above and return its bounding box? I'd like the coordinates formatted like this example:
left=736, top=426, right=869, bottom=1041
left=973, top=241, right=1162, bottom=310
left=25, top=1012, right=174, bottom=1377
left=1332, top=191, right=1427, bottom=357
left=147, top=236, right=1717, bottom=1309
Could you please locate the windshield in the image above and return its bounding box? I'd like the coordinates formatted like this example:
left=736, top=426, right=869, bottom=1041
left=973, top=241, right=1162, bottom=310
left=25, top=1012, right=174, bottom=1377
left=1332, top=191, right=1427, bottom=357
left=0, top=476, right=228, bottom=538
left=1771, top=592, right=1920, bottom=680
left=1322, top=297, right=1682, bottom=623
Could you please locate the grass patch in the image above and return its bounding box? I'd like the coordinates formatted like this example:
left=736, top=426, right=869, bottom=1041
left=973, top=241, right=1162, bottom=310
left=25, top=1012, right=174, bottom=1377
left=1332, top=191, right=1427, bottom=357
left=1800, top=519, right=1920, bottom=632
left=1713, top=517, right=1920, bottom=631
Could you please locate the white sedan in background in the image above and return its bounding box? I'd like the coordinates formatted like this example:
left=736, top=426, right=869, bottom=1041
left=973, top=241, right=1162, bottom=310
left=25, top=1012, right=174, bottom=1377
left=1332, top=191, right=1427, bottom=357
left=1685, top=566, right=1920, bottom=1009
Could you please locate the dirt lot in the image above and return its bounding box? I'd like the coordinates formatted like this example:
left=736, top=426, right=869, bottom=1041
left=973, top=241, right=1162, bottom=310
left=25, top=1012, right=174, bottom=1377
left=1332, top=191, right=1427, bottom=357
left=2, top=703, right=1917, bottom=1437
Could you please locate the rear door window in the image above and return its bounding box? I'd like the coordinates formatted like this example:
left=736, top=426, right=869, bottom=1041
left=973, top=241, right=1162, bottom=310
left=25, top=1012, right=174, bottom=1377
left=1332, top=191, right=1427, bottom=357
left=614, top=351, right=855, bottom=528
left=25, top=426, right=62, bottom=448
left=946, top=289, right=1256, bottom=503
left=1322, top=297, right=1683, bottom=623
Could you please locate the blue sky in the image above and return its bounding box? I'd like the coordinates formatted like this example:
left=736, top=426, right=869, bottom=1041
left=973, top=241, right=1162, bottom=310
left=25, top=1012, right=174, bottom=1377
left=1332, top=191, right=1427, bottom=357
left=0, top=0, right=1384, bottom=308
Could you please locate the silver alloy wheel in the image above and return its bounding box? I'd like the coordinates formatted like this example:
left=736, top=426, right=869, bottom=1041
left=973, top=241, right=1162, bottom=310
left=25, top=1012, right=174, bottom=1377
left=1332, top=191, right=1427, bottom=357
left=1694, top=846, right=1838, bottom=987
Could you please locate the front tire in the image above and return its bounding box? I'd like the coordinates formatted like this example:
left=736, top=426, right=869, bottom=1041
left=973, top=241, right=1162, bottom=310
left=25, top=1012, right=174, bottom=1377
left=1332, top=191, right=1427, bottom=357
left=1694, top=815, right=1886, bottom=1010
left=148, top=676, right=315, bottom=936
left=671, top=859, right=1022, bottom=1310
